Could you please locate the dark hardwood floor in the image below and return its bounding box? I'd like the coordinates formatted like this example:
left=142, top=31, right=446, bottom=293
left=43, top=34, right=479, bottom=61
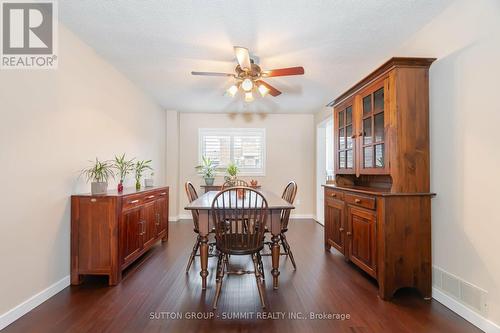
left=5, top=219, right=481, bottom=333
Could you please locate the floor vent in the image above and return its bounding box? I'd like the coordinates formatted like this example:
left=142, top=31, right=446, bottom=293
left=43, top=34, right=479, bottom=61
left=432, top=266, right=488, bottom=316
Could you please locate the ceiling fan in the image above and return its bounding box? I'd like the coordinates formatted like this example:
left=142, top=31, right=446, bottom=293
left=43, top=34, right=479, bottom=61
left=191, top=46, right=305, bottom=102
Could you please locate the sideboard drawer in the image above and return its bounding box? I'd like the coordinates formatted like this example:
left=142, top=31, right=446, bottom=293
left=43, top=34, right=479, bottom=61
left=325, top=188, right=344, bottom=201
left=122, top=194, right=143, bottom=210
left=345, top=193, right=376, bottom=210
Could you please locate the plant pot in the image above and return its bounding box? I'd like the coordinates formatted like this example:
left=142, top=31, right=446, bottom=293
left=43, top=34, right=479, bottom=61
left=91, top=182, right=108, bottom=195
left=136, top=180, right=141, bottom=190
left=145, top=179, right=154, bottom=187
left=204, top=177, right=214, bottom=186
left=117, top=181, right=124, bottom=192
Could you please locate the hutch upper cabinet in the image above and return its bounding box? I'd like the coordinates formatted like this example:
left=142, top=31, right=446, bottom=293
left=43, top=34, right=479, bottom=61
left=326, top=57, right=435, bottom=300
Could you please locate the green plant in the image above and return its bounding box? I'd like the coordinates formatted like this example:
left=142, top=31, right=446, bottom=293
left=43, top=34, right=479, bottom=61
left=226, top=162, right=239, bottom=177
left=135, top=160, right=153, bottom=184
left=113, top=153, right=135, bottom=183
left=195, top=156, right=216, bottom=179
left=80, top=158, right=114, bottom=183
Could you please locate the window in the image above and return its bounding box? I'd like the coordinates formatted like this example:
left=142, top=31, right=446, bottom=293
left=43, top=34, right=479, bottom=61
left=199, top=128, right=266, bottom=175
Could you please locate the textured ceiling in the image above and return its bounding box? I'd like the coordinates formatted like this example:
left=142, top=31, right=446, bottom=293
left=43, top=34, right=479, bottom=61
left=60, top=0, right=452, bottom=113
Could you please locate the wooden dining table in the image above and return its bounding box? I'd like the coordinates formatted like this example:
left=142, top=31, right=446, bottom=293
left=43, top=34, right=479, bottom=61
left=184, top=189, right=294, bottom=290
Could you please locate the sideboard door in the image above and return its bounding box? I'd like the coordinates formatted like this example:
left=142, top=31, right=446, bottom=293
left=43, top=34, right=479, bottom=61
left=121, top=208, right=142, bottom=264
left=325, top=198, right=346, bottom=254
left=155, top=194, right=168, bottom=239
left=347, top=206, right=377, bottom=278
left=142, top=200, right=158, bottom=248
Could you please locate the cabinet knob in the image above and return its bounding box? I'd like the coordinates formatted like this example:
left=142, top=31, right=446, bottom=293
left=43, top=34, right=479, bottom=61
left=339, top=227, right=344, bottom=232
left=330, top=193, right=336, bottom=197
left=346, top=231, right=352, bottom=236
left=354, top=198, right=361, bottom=203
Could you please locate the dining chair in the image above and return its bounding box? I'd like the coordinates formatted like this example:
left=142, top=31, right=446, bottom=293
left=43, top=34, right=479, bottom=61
left=279, top=181, right=298, bottom=270
left=184, top=181, right=215, bottom=273
left=221, top=179, right=249, bottom=189
left=211, top=187, right=268, bottom=309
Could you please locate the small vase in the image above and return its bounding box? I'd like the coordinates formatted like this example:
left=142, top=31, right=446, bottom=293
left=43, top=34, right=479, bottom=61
left=136, top=180, right=141, bottom=190
left=204, top=177, right=214, bottom=186
left=117, top=181, right=124, bottom=193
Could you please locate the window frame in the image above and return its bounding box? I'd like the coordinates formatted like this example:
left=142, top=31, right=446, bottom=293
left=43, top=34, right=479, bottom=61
left=198, top=128, right=266, bottom=176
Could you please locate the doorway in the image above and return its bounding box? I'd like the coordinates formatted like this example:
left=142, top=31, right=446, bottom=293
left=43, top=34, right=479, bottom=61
left=316, top=116, right=333, bottom=225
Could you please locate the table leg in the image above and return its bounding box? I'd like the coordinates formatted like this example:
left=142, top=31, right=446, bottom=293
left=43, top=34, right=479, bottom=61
left=199, top=210, right=210, bottom=290
left=270, top=210, right=281, bottom=290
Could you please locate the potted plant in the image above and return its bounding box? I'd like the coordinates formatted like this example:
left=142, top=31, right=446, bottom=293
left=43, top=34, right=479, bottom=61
left=145, top=172, right=154, bottom=187
left=113, top=153, right=135, bottom=192
left=80, top=158, right=114, bottom=195
left=134, top=160, right=153, bottom=190
left=195, top=156, right=216, bottom=185
left=224, top=162, right=239, bottom=185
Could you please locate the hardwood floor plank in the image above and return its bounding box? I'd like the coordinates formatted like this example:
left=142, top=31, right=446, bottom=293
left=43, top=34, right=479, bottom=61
left=3, top=220, right=481, bottom=333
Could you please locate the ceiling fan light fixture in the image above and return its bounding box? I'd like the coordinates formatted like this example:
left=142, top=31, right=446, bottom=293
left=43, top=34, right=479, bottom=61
left=241, top=78, right=253, bottom=92
left=227, top=85, right=238, bottom=97
left=258, top=84, right=270, bottom=97
left=244, top=91, right=254, bottom=102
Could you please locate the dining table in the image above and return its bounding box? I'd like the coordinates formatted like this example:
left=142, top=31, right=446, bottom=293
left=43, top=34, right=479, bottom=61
left=184, top=189, right=295, bottom=290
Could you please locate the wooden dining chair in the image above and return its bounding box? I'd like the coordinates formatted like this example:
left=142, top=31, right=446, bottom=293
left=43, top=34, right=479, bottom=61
left=184, top=181, right=216, bottom=272
left=279, top=181, right=298, bottom=270
left=211, top=187, right=268, bottom=309
left=221, top=179, right=248, bottom=189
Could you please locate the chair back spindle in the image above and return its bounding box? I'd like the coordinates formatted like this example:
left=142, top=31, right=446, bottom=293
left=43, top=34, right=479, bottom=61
left=212, top=187, right=268, bottom=255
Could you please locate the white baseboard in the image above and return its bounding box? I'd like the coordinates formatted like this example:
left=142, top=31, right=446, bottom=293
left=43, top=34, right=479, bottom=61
left=290, top=214, right=315, bottom=219
left=0, top=275, right=70, bottom=330
left=433, top=287, right=500, bottom=333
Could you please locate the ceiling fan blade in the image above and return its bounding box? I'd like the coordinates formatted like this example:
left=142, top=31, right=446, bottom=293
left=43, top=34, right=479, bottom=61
left=191, top=71, right=234, bottom=77
left=234, top=46, right=252, bottom=70
left=262, top=66, right=305, bottom=77
left=257, top=80, right=282, bottom=97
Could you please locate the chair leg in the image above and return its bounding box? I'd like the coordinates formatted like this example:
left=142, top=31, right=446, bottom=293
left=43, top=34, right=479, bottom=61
left=280, top=233, right=288, bottom=255
left=186, top=236, right=200, bottom=273
left=282, top=234, right=297, bottom=270
left=252, top=254, right=266, bottom=309
left=257, top=252, right=265, bottom=282
left=212, top=253, right=225, bottom=310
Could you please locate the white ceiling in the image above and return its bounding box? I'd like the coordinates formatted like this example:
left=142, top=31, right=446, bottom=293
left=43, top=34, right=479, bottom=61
left=60, top=0, right=452, bottom=114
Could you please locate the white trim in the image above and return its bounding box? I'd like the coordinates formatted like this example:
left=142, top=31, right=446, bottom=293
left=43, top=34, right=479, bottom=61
left=177, top=214, right=192, bottom=220
left=0, top=275, right=70, bottom=330
left=290, top=214, right=316, bottom=219
left=433, top=287, right=500, bottom=333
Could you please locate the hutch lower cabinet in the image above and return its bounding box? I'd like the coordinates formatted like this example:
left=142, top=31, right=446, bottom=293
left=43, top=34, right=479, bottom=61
left=71, top=186, right=169, bottom=285
left=324, top=186, right=432, bottom=299
left=325, top=57, right=435, bottom=300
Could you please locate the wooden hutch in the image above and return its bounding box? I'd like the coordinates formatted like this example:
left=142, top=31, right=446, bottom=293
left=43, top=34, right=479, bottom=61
left=71, top=186, right=169, bottom=285
left=324, top=57, right=435, bottom=300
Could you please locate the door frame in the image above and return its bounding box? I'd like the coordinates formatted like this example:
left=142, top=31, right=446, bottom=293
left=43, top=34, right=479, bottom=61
left=316, top=115, right=333, bottom=225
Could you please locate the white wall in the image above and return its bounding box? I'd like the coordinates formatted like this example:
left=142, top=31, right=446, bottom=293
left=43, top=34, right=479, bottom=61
left=394, top=0, right=500, bottom=327
left=175, top=113, right=315, bottom=218
left=0, top=24, right=165, bottom=319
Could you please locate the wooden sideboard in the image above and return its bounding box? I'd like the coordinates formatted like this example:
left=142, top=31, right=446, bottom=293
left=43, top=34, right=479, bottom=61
left=71, top=186, right=169, bottom=285
left=325, top=57, right=435, bottom=300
